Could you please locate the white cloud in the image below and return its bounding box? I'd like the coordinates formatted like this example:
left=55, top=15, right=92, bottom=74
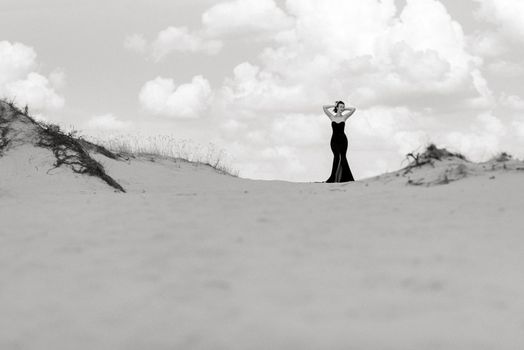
left=393, top=130, right=430, bottom=156
left=270, top=113, right=327, bottom=147
left=212, top=111, right=331, bottom=180
left=474, top=0, right=524, bottom=43
left=202, top=0, right=294, bottom=39
left=386, top=0, right=470, bottom=69
left=442, top=112, right=507, bottom=161
left=86, top=114, right=132, bottom=131
left=3, top=72, right=64, bottom=110
left=499, top=93, right=524, bottom=110
left=351, top=106, right=430, bottom=156
left=221, top=119, right=247, bottom=133
left=467, top=31, right=508, bottom=58
left=221, top=62, right=311, bottom=113
left=151, top=26, right=222, bottom=61
left=0, top=41, right=65, bottom=111
left=0, top=41, right=36, bottom=85
left=139, top=75, right=213, bottom=118
left=220, top=0, right=486, bottom=114
left=351, top=106, right=413, bottom=139
left=487, top=60, right=524, bottom=77
left=466, top=69, right=495, bottom=109
left=512, top=119, right=524, bottom=139
left=209, top=0, right=499, bottom=180
left=470, top=0, right=524, bottom=69
left=124, top=27, right=222, bottom=62
left=478, top=111, right=506, bottom=135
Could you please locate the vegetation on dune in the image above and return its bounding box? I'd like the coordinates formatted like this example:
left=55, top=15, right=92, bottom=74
left=87, top=134, right=240, bottom=177
left=402, top=143, right=466, bottom=172
left=491, top=152, right=512, bottom=163
left=0, top=99, right=126, bottom=192
left=402, top=143, right=469, bottom=185
left=9, top=99, right=519, bottom=188
left=399, top=143, right=522, bottom=186
left=0, top=119, right=9, bottom=156
left=36, top=122, right=126, bottom=192
left=405, top=143, right=467, bottom=167
left=1, top=99, right=239, bottom=185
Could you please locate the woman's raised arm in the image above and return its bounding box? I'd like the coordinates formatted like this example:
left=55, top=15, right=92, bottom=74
left=323, top=105, right=335, bottom=119
left=341, top=107, right=356, bottom=120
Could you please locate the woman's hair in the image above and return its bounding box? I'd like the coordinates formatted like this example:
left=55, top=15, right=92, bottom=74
left=333, top=100, right=345, bottom=113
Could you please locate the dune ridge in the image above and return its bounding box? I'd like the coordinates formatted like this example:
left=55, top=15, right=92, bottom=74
left=2, top=101, right=524, bottom=349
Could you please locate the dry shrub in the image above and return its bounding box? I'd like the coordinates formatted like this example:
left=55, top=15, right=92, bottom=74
left=404, top=143, right=466, bottom=173
left=36, top=122, right=126, bottom=192
left=491, top=152, right=512, bottom=162
left=1, top=99, right=126, bottom=192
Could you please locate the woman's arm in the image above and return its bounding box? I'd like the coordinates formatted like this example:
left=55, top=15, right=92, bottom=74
left=341, top=107, right=356, bottom=120
left=322, top=105, right=336, bottom=119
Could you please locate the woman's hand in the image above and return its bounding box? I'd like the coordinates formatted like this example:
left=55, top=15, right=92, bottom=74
left=341, top=107, right=356, bottom=119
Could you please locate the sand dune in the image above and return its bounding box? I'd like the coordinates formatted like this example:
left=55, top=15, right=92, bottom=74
left=2, top=101, right=524, bottom=349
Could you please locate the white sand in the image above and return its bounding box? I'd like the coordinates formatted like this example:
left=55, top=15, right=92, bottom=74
left=1, top=140, right=524, bottom=350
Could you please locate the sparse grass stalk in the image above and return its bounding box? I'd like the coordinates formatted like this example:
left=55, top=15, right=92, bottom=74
left=86, top=134, right=240, bottom=177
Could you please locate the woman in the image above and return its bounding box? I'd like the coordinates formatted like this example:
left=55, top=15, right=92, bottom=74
left=322, top=101, right=356, bottom=183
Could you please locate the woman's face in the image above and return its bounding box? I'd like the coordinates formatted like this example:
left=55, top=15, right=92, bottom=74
left=337, top=103, right=345, bottom=112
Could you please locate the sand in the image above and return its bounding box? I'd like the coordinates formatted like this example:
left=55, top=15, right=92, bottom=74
left=1, top=138, right=524, bottom=349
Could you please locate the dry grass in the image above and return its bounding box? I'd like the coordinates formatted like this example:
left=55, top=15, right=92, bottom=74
left=85, top=134, right=240, bottom=177
left=2, top=98, right=239, bottom=178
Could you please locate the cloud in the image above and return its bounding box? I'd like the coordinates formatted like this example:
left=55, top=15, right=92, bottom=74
left=220, top=118, right=247, bottom=133
left=221, top=62, right=311, bottom=113
left=0, top=41, right=65, bottom=111
left=442, top=112, right=507, bottom=161
left=123, top=0, right=514, bottom=180
left=86, top=114, right=132, bottom=131
left=124, top=27, right=223, bottom=62
left=351, top=106, right=430, bottom=156
left=474, top=0, right=524, bottom=43
left=2, top=72, right=64, bottom=110
left=219, top=0, right=486, bottom=114
left=470, top=0, right=524, bottom=71
left=126, top=0, right=292, bottom=62
left=202, top=0, right=294, bottom=39
left=467, top=31, right=508, bottom=58
left=139, top=75, right=213, bottom=118
left=212, top=111, right=331, bottom=180
left=207, top=0, right=500, bottom=180
left=512, top=119, right=524, bottom=139
left=351, top=106, right=413, bottom=139
left=0, top=41, right=36, bottom=85
left=487, top=60, right=524, bottom=77
left=467, top=69, right=495, bottom=109
left=150, top=27, right=223, bottom=61
left=270, top=113, right=327, bottom=147
left=499, top=93, right=524, bottom=110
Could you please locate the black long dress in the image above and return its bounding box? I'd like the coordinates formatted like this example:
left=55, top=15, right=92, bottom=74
left=326, top=121, right=355, bottom=183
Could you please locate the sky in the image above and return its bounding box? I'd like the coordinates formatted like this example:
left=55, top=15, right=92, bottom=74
left=1, top=0, right=524, bottom=181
